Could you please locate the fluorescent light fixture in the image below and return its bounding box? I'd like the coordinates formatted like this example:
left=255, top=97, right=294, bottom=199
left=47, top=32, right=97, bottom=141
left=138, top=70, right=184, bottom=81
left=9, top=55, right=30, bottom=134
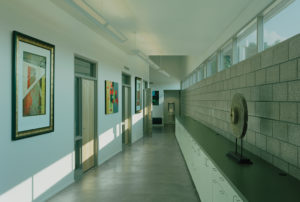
left=150, top=61, right=160, bottom=70
left=73, top=0, right=107, bottom=25
left=135, top=50, right=161, bottom=70
left=71, top=0, right=127, bottom=42
left=136, top=53, right=149, bottom=63
left=106, top=24, right=127, bottom=42
left=136, top=51, right=148, bottom=60
left=159, top=70, right=170, bottom=77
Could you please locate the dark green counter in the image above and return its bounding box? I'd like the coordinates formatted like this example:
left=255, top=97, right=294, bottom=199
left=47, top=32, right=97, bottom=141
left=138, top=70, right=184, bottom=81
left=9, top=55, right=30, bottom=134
left=176, top=116, right=300, bottom=202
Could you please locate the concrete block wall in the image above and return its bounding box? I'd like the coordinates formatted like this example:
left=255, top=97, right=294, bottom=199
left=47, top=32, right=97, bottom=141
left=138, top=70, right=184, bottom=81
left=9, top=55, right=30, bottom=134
left=181, top=34, right=300, bottom=181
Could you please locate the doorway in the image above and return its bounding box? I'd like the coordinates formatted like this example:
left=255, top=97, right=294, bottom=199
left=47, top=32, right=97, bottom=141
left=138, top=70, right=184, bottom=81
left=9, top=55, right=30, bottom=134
left=143, top=87, right=152, bottom=136
left=163, top=90, right=180, bottom=125
left=74, top=57, right=98, bottom=179
left=122, top=73, right=131, bottom=145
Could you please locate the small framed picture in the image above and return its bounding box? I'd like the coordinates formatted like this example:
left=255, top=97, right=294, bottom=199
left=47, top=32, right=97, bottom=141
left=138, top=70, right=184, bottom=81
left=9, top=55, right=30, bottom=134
left=12, top=31, right=55, bottom=140
left=135, top=77, right=142, bottom=113
left=105, top=80, right=119, bottom=114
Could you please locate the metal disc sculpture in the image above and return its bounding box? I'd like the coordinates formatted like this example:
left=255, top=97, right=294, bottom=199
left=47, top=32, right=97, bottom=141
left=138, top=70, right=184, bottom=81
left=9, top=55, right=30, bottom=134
left=227, top=93, right=252, bottom=164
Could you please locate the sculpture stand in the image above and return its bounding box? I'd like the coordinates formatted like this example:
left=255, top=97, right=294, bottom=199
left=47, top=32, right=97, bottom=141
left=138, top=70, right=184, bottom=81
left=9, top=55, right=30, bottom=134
left=227, top=138, right=252, bottom=164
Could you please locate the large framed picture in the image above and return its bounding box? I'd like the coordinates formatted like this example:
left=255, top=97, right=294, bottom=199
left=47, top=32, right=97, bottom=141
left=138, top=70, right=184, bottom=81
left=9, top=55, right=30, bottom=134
left=105, top=80, right=119, bottom=114
left=135, top=77, right=142, bottom=113
left=12, top=31, right=55, bottom=140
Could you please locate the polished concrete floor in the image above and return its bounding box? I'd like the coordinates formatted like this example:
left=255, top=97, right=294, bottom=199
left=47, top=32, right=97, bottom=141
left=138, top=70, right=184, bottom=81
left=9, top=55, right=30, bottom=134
left=48, top=126, right=200, bottom=202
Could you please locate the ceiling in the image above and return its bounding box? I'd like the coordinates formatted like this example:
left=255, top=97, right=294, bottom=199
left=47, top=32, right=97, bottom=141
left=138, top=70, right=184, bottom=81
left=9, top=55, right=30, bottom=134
left=52, top=0, right=273, bottom=81
left=75, top=0, right=256, bottom=55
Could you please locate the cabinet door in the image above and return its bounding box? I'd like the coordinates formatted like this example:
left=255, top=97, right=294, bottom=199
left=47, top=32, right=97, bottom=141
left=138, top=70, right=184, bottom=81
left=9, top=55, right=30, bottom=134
left=193, top=147, right=204, bottom=196
left=211, top=164, right=244, bottom=202
left=212, top=180, right=229, bottom=202
left=201, top=156, right=213, bottom=202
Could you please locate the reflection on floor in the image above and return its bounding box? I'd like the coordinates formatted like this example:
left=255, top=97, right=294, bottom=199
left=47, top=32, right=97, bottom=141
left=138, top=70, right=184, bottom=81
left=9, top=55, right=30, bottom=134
left=48, top=126, right=200, bottom=202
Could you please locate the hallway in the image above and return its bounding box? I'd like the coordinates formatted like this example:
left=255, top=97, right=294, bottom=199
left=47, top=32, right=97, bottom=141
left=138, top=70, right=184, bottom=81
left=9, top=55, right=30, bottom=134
left=48, top=126, right=200, bottom=202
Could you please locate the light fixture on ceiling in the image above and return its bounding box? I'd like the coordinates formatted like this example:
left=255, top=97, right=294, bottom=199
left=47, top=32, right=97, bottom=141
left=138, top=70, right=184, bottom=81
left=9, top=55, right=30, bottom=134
left=72, top=0, right=107, bottom=25
left=159, top=70, right=170, bottom=77
left=149, top=61, right=160, bottom=70
left=106, top=24, right=127, bottom=42
left=71, top=0, right=127, bottom=42
left=158, top=56, right=170, bottom=77
left=134, top=50, right=160, bottom=70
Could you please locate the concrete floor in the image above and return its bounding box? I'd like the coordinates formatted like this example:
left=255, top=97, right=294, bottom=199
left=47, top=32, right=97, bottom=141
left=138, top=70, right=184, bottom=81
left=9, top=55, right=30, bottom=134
left=48, top=126, right=200, bottom=202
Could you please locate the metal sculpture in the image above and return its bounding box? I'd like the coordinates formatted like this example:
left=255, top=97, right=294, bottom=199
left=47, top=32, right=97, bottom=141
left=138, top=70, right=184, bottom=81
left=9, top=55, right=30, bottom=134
left=227, top=93, right=252, bottom=164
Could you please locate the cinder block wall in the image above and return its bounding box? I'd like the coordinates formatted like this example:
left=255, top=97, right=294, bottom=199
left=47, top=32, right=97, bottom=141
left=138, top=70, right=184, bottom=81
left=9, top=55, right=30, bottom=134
left=181, top=34, right=300, bottom=180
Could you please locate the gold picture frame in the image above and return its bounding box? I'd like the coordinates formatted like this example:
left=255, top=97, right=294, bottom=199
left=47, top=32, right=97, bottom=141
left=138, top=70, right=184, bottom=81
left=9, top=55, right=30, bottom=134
left=135, top=77, right=142, bottom=113
left=12, top=31, right=55, bottom=140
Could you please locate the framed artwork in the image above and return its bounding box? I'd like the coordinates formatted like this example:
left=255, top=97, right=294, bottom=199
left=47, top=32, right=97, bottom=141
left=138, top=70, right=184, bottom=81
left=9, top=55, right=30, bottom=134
left=135, top=77, right=142, bottom=113
left=105, top=80, right=119, bottom=114
left=152, top=91, right=159, bottom=105
left=12, top=31, right=55, bottom=140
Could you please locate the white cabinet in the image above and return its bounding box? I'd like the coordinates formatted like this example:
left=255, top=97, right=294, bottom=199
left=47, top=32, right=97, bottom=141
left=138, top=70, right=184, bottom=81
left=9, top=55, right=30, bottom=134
left=175, top=119, right=245, bottom=202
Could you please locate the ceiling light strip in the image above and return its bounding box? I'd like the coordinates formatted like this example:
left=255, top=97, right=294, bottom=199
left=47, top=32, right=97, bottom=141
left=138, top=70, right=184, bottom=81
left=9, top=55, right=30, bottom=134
left=135, top=50, right=160, bottom=70
left=73, top=0, right=107, bottom=25
left=71, top=0, right=127, bottom=42
left=106, top=24, right=127, bottom=42
left=159, top=70, right=170, bottom=77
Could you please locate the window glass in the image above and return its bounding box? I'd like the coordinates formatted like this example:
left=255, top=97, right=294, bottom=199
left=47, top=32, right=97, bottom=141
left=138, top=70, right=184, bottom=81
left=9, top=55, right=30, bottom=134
left=75, top=58, right=96, bottom=77
left=193, top=73, right=197, bottom=84
left=221, top=43, right=232, bottom=70
left=203, top=63, right=207, bottom=79
left=206, top=55, right=217, bottom=77
left=264, top=0, right=300, bottom=49
left=237, top=21, right=257, bottom=62
left=122, top=74, right=131, bottom=85
left=190, top=75, right=193, bottom=85
left=197, top=65, right=205, bottom=81
left=238, top=32, right=257, bottom=61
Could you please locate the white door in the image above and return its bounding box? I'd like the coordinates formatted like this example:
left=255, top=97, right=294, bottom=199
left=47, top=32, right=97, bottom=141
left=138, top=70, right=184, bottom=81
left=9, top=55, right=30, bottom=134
left=81, top=79, right=95, bottom=172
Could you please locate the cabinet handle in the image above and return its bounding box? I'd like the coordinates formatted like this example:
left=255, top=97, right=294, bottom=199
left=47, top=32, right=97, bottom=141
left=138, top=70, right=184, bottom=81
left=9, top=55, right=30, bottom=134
left=219, top=190, right=225, bottom=195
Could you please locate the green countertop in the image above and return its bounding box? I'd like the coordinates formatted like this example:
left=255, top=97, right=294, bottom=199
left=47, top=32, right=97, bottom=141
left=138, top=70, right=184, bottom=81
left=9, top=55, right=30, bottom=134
left=176, top=116, right=300, bottom=202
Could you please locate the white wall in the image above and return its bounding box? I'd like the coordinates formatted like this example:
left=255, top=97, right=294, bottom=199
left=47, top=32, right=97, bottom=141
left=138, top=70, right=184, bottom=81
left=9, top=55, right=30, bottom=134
left=0, top=0, right=149, bottom=201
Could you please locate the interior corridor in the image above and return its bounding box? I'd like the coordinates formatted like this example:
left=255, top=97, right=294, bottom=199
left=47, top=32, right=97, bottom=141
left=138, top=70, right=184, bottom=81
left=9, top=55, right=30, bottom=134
left=48, top=126, right=200, bottom=202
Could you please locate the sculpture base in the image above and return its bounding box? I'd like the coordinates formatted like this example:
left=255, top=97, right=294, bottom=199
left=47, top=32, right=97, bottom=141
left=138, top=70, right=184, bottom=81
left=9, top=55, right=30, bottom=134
left=227, top=151, right=252, bottom=165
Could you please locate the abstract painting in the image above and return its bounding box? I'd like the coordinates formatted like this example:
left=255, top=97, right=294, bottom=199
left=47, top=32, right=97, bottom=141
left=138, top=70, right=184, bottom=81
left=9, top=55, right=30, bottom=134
left=135, top=77, right=142, bottom=113
left=23, top=52, right=46, bottom=116
left=12, top=31, right=55, bottom=140
left=152, top=91, right=159, bottom=105
left=105, top=80, right=119, bottom=114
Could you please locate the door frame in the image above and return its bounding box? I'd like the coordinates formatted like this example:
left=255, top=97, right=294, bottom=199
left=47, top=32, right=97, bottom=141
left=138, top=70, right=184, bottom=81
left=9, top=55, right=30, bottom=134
left=121, top=72, right=132, bottom=145
left=142, top=80, right=148, bottom=135
left=74, top=55, right=98, bottom=180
